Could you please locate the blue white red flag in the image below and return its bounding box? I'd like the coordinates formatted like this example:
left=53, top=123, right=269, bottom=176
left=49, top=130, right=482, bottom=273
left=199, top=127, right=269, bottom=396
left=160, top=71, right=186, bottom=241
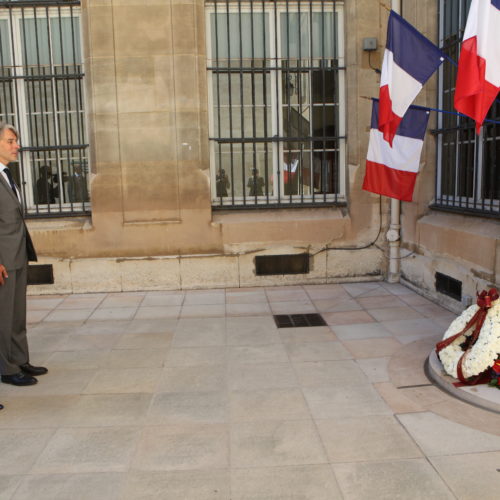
left=454, top=0, right=500, bottom=134
left=379, top=11, right=444, bottom=146
left=363, top=99, right=430, bottom=202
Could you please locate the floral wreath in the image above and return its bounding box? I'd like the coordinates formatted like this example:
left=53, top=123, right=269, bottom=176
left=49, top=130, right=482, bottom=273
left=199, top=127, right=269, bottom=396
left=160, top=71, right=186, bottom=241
left=436, top=288, right=500, bottom=384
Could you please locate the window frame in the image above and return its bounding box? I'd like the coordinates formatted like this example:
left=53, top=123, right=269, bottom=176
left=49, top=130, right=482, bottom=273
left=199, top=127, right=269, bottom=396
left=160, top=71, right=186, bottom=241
left=0, top=0, right=89, bottom=217
left=206, top=0, right=346, bottom=209
left=435, top=0, right=499, bottom=217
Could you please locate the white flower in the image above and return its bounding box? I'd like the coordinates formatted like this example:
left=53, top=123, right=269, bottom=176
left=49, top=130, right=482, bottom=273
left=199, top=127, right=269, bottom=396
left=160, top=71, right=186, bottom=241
left=438, top=298, right=500, bottom=380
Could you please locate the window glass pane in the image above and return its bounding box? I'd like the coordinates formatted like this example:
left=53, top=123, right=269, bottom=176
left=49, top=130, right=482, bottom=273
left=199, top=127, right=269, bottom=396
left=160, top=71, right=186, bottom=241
left=282, top=106, right=310, bottom=138
left=24, top=66, right=56, bottom=147
left=0, top=20, right=14, bottom=124
left=280, top=12, right=309, bottom=60
left=66, top=159, right=89, bottom=203
left=211, top=13, right=269, bottom=60
left=0, top=19, right=11, bottom=66
left=283, top=150, right=312, bottom=195
left=51, top=17, right=81, bottom=66
left=215, top=144, right=272, bottom=198
left=58, top=111, right=80, bottom=145
left=312, top=106, right=337, bottom=147
left=443, top=0, right=457, bottom=39
left=0, top=78, right=15, bottom=123
left=240, top=72, right=270, bottom=106
left=313, top=151, right=338, bottom=194
left=440, top=133, right=457, bottom=197
left=214, top=105, right=271, bottom=138
left=21, top=18, right=50, bottom=66
left=253, top=106, right=271, bottom=137
left=214, top=73, right=272, bottom=107
left=33, top=161, right=58, bottom=204
left=282, top=70, right=309, bottom=106
left=213, top=73, right=240, bottom=107
left=312, top=12, right=336, bottom=59
left=247, top=163, right=269, bottom=196
left=312, top=69, right=336, bottom=104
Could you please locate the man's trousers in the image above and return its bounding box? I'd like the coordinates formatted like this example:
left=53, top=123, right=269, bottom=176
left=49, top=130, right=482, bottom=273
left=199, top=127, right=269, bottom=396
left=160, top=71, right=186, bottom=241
left=0, top=264, right=29, bottom=376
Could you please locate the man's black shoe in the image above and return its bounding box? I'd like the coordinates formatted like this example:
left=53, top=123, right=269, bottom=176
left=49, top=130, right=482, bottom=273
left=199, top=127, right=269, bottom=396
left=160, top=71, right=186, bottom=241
left=1, top=372, right=37, bottom=386
left=0, top=403, right=3, bottom=410
left=20, top=363, right=48, bottom=376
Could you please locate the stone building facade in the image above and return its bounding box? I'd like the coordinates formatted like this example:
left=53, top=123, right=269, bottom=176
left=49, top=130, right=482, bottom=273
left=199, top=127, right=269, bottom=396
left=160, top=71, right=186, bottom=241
left=1, top=0, right=498, bottom=313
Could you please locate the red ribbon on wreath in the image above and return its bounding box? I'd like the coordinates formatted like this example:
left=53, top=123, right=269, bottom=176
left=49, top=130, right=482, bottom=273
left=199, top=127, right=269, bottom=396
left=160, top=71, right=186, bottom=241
left=436, top=288, right=499, bottom=384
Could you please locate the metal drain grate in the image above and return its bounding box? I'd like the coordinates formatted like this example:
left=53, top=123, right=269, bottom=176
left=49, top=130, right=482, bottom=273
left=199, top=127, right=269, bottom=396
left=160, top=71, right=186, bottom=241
left=274, top=313, right=327, bottom=328
left=435, top=272, right=462, bottom=301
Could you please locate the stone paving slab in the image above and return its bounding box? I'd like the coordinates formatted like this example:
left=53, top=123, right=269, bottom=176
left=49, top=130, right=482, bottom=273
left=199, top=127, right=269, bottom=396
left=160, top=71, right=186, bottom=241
left=1, top=282, right=499, bottom=499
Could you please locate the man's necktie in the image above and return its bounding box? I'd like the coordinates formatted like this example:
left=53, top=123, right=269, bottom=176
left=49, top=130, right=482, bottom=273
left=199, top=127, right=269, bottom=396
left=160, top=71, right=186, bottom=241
left=4, top=167, right=19, bottom=199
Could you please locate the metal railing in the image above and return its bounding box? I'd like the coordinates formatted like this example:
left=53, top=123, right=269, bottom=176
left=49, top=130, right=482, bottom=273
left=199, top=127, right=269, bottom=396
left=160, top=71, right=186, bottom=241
left=0, top=0, right=89, bottom=217
left=207, top=1, right=346, bottom=209
left=435, top=0, right=499, bottom=218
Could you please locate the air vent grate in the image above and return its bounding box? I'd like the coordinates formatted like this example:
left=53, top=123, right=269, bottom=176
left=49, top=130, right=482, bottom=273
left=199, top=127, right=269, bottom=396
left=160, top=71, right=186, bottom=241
left=435, top=272, right=462, bottom=301
left=274, top=313, right=327, bottom=328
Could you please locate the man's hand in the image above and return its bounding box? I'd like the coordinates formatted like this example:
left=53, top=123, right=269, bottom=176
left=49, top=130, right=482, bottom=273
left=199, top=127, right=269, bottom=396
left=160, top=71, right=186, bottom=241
left=0, top=265, right=8, bottom=286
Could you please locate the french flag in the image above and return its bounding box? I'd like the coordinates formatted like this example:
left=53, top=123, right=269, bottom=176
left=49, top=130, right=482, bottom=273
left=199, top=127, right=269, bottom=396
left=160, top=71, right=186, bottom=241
left=363, top=99, right=430, bottom=202
left=454, top=0, right=500, bottom=134
left=379, top=11, right=444, bottom=146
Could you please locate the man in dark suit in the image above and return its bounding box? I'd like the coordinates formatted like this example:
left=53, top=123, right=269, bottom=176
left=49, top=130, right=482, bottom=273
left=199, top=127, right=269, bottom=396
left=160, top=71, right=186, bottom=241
left=0, top=122, right=47, bottom=390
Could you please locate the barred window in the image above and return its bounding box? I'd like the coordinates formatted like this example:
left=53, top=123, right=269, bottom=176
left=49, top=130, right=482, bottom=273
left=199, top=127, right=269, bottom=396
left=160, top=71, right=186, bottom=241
left=0, top=0, right=89, bottom=217
left=207, top=1, right=346, bottom=209
left=436, top=0, right=499, bottom=217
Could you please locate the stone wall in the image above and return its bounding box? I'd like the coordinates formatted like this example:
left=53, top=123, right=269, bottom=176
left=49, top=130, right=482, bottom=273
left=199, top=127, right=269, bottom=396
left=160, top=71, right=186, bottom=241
left=26, top=0, right=498, bottom=302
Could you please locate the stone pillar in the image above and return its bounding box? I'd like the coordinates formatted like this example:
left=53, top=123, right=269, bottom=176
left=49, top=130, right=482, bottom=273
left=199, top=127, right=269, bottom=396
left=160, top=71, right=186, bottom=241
left=78, top=0, right=221, bottom=256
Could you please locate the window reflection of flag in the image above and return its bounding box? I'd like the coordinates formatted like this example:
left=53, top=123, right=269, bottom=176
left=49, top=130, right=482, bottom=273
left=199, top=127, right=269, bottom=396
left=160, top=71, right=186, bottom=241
left=283, top=159, right=299, bottom=184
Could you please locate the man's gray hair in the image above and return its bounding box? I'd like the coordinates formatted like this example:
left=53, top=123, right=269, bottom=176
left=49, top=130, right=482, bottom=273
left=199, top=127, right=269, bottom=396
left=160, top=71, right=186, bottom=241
left=0, top=122, right=18, bottom=139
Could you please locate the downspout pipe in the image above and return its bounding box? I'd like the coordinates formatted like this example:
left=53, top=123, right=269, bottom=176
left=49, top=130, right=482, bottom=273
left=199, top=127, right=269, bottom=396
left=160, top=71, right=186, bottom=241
left=387, top=0, right=402, bottom=283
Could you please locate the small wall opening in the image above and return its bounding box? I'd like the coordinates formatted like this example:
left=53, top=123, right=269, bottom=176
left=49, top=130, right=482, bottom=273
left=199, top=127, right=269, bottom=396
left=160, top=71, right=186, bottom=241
left=28, top=265, right=54, bottom=285
left=435, top=272, right=461, bottom=301
left=255, top=254, right=310, bottom=276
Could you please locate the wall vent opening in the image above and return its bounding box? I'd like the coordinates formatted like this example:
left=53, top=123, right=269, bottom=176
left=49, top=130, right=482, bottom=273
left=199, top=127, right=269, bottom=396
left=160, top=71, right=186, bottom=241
left=28, top=264, right=54, bottom=285
left=435, top=272, right=461, bottom=301
left=255, top=253, right=309, bottom=276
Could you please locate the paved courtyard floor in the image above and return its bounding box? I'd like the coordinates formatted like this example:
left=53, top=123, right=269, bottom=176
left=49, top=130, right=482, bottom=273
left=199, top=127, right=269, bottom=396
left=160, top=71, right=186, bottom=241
left=1, top=281, right=499, bottom=499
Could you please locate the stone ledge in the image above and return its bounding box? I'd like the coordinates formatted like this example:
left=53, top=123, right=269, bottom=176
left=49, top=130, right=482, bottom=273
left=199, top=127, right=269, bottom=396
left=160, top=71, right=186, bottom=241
left=417, top=211, right=499, bottom=271
left=214, top=207, right=349, bottom=246
left=213, top=206, right=346, bottom=223
left=26, top=216, right=91, bottom=231
left=26, top=253, right=384, bottom=295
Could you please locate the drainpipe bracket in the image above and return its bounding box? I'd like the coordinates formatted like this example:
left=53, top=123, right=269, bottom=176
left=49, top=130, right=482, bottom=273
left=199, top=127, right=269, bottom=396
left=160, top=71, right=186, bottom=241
left=386, top=228, right=400, bottom=242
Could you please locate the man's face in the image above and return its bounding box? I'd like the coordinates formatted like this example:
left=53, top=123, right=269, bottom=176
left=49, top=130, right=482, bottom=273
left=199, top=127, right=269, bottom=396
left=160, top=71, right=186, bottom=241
left=0, top=129, right=20, bottom=165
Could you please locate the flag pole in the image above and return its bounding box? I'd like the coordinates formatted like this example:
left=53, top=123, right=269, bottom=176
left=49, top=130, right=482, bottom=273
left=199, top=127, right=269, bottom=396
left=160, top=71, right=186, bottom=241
left=388, top=0, right=402, bottom=283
